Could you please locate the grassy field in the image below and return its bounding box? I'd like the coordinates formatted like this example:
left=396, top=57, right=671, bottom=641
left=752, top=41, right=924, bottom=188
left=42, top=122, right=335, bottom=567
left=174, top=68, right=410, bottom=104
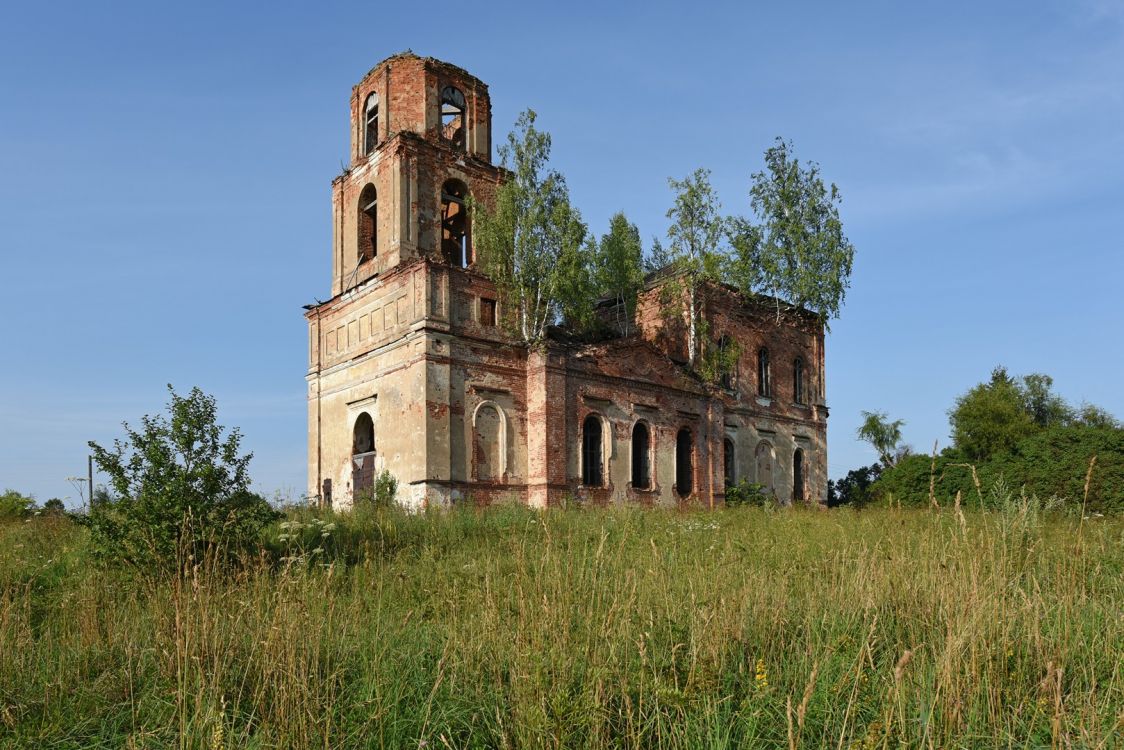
left=1, top=500, right=1121, bottom=749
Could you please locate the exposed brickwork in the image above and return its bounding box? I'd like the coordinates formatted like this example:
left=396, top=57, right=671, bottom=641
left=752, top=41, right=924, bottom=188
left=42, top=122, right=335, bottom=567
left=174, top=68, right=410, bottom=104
left=306, top=54, right=829, bottom=510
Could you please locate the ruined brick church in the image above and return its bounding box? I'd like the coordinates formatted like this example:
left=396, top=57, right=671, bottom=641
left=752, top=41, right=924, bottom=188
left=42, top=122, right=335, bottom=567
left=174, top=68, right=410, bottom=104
left=305, top=53, right=828, bottom=510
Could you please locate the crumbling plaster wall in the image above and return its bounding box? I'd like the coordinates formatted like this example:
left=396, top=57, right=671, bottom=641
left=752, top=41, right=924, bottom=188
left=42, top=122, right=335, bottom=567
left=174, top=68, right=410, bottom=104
left=437, top=268, right=530, bottom=505
left=308, top=265, right=829, bottom=509
left=307, top=261, right=431, bottom=508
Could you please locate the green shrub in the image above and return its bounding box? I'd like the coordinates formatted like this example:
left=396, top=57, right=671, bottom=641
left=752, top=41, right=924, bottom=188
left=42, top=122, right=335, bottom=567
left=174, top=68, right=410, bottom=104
left=869, top=452, right=946, bottom=507
left=355, top=469, right=399, bottom=509
left=724, top=479, right=772, bottom=507
left=0, top=489, right=35, bottom=521
left=872, top=426, right=1122, bottom=513
left=87, top=385, right=278, bottom=572
left=827, top=463, right=882, bottom=507
left=40, top=498, right=66, bottom=516
left=991, top=426, right=1123, bottom=513
left=374, top=469, right=399, bottom=507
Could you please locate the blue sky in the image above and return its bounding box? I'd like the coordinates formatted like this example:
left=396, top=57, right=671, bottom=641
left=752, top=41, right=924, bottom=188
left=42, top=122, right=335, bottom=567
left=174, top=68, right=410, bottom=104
left=2, top=0, right=1122, bottom=504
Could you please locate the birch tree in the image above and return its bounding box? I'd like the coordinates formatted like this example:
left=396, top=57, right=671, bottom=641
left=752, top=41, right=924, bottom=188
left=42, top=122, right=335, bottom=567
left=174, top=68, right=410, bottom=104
left=472, top=110, right=590, bottom=346
left=856, top=410, right=907, bottom=467
left=595, top=212, right=645, bottom=336
left=731, top=138, right=854, bottom=325
left=663, top=169, right=731, bottom=363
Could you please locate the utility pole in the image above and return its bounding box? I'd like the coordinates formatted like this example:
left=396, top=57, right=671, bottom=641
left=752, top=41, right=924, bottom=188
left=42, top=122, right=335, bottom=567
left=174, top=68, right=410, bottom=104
left=88, top=454, right=94, bottom=507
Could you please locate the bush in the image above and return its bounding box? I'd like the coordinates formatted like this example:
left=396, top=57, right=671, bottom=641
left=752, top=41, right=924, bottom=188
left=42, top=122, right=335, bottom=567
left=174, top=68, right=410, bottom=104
left=87, top=385, right=278, bottom=572
left=355, top=469, right=399, bottom=509
left=41, top=498, right=66, bottom=517
left=827, top=463, right=882, bottom=507
left=0, top=489, right=35, bottom=521
left=991, top=427, right=1123, bottom=513
left=724, top=480, right=772, bottom=507
left=872, top=427, right=1123, bottom=513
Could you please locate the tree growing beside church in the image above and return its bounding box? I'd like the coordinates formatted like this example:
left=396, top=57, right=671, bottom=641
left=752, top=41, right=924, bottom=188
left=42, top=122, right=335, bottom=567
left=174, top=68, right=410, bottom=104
left=856, top=411, right=909, bottom=468
left=949, top=367, right=1040, bottom=462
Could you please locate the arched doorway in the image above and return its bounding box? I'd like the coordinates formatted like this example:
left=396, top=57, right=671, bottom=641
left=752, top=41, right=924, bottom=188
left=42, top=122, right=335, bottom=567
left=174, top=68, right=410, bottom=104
left=352, top=412, right=376, bottom=497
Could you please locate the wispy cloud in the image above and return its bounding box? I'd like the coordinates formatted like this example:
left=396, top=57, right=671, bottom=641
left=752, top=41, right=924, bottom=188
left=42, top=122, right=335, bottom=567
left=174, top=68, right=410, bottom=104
left=846, top=146, right=1057, bottom=223
left=843, top=27, right=1124, bottom=224
left=1079, top=0, right=1124, bottom=26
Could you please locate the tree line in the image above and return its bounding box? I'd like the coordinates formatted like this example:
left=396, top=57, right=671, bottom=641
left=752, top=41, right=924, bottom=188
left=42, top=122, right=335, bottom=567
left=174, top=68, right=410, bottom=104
left=838, top=368, right=1123, bottom=512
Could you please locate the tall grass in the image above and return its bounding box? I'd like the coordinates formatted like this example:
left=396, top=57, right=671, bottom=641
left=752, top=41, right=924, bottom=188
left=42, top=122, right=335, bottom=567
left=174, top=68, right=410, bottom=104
left=1, top=502, right=1121, bottom=748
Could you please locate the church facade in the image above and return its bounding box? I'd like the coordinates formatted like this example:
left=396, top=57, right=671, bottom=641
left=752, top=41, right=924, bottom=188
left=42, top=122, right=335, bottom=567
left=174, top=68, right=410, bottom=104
left=304, top=53, right=829, bottom=510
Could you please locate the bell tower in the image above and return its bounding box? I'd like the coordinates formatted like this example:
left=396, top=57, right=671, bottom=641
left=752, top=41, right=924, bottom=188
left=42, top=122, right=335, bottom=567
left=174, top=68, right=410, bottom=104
left=328, top=52, right=502, bottom=296
left=307, top=54, right=508, bottom=510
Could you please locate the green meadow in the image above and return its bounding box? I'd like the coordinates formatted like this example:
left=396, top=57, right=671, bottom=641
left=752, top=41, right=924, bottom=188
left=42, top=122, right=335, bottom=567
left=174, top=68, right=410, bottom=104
left=1, top=500, right=1121, bottom=749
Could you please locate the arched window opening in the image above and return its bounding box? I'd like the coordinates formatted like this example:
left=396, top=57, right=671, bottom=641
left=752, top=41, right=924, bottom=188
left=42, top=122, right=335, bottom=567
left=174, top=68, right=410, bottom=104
left=793, top=448, right=806, bottom=503
left=717, top=336, right=735, bottom=389
left=675, top=428, right=693, bottom=497
left=582, top=415, right=604, bottom=487
left=364, top=93, right=379, bottom=154
left=441, top=179, right=470, bottom=267
left=755, top=440, right=775, bottom=495
left=353, top=412, right=375, bottom=455
left=358, top=184, right=377, bottom=263
left=724, top=438, right=736, bottom=488
left=757, top=347, right=771, bottom=398
left=352, top=412, right=376, bottom=498
left=631, top=422, right=651, bottom=489
left=794, top=357, right=805, bottom=404
left=474, top=403, right=503, bottom=481
left=441, top=86, right=466, bottom=151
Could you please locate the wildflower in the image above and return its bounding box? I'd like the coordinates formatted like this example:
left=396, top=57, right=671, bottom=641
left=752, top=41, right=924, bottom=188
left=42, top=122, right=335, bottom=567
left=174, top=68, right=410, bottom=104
left=755, top=658, right=769, bottom=690
left=212, top=697, right=226, bottom=750
left=862, top=721, right=883, bottom=750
